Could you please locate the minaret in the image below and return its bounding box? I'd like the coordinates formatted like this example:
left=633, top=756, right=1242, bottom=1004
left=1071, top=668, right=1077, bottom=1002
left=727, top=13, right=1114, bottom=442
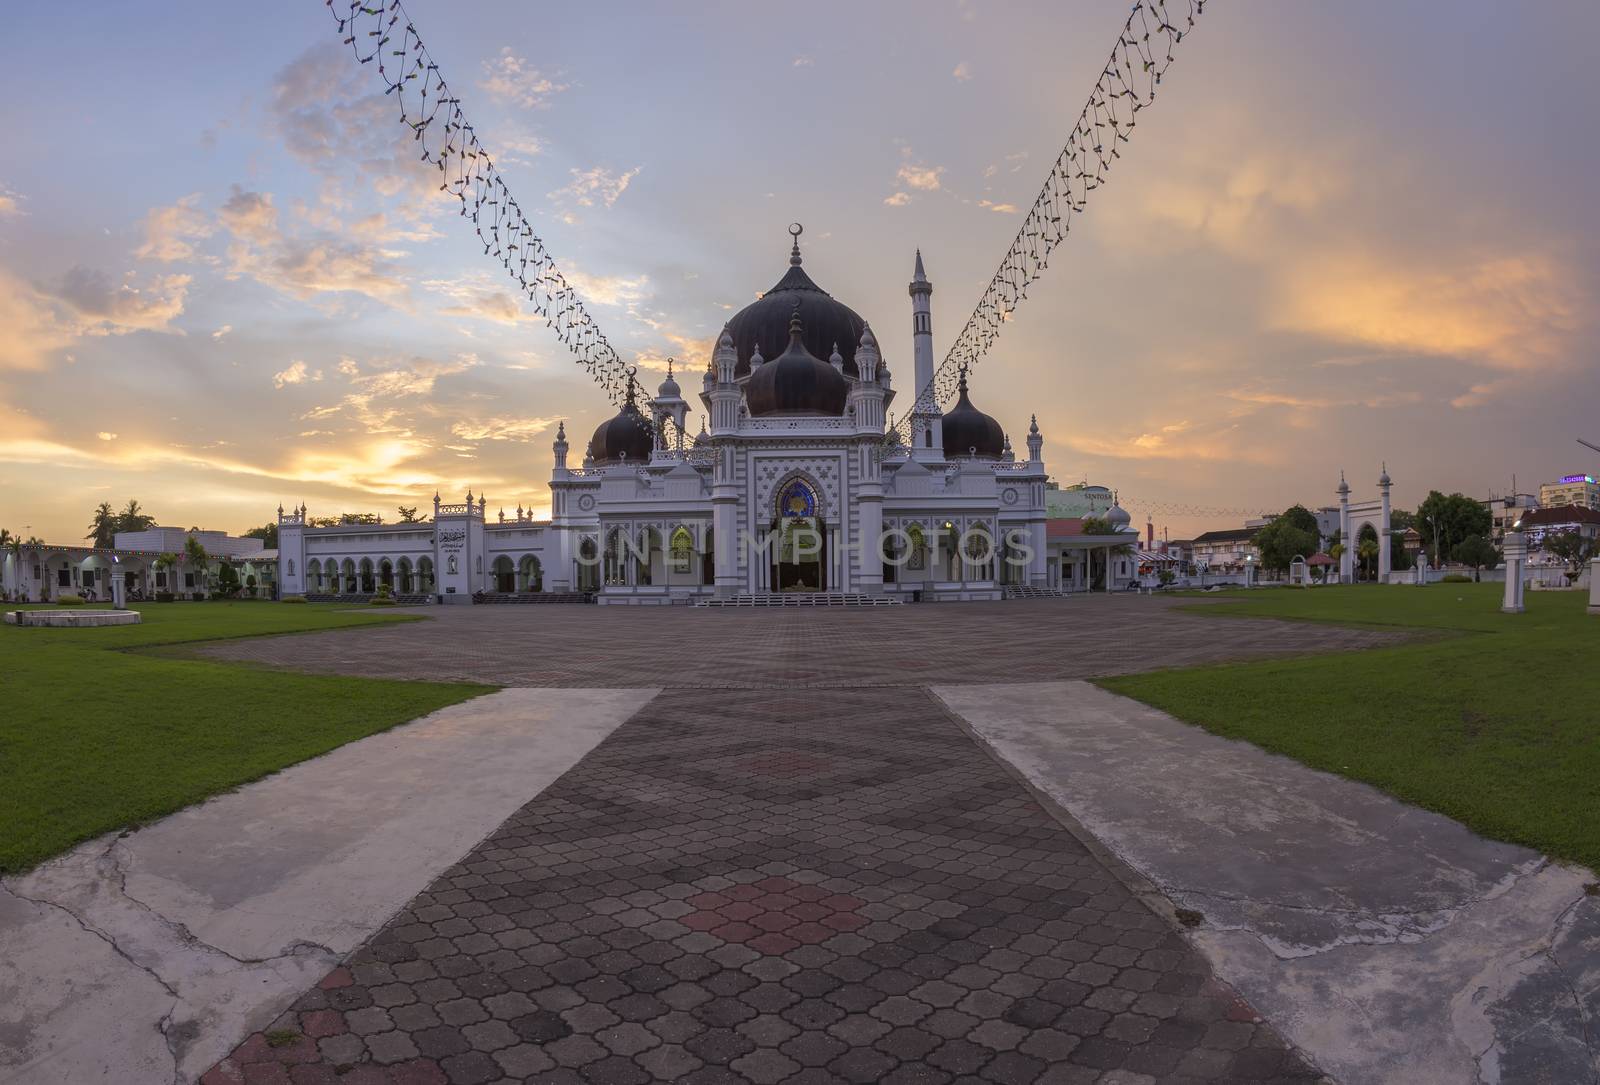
left=552, top=420, right=569, bottom=472
left=908, top=249, right=944, bottom=462
left=709, top=326, right=740, bottom=436
left=1378, top=463, right=1392, bottom=582
left=1337, top=471, right=1352, bottom=584
left=1026, top=414, right=1043, bottom=463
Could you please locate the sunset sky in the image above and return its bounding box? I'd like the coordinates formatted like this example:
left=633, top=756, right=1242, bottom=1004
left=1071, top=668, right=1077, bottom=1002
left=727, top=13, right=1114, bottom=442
left=3, top=1, right=1596, bottom=544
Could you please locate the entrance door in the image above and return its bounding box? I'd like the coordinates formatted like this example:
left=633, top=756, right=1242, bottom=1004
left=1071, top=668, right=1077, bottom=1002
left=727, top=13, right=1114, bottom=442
left=772, top=517, right=826, bottom=592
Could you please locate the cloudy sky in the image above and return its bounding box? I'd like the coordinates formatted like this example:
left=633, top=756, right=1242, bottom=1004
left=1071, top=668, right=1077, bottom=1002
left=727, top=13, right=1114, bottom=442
left=2, top=1, right=1596, bottom=544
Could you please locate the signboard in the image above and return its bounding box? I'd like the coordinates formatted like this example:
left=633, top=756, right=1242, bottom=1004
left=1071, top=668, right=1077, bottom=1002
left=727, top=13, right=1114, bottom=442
left=1558, top=474, right=1595, bottom=484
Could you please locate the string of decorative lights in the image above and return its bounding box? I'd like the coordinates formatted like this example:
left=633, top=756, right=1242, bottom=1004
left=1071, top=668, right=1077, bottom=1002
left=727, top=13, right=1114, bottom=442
left=890, top=0, right=1207, bottom=450
left=324, top=0, right=634, bottom=411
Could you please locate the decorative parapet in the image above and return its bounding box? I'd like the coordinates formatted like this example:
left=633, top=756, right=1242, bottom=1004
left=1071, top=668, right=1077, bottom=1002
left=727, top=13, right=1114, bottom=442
left=435, top=503, right=483, bottom=518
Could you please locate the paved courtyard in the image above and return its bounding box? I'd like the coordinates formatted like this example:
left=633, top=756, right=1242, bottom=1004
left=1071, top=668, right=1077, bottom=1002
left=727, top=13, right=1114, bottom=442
left=204, top=685, right=1318, bottom=1085
left=193, top=595, right=1402, bottom=688
left=186, top=597, right=1345, bottom=1084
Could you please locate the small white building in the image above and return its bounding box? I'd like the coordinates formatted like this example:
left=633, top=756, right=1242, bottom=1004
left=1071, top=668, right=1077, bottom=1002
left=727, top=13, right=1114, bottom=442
left=1, top=529, right=273, bottom=602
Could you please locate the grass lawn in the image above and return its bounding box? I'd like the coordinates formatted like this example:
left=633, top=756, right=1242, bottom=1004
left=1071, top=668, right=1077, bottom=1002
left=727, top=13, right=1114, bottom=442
left=1, top=602, right=494, bottom=874
left=1100, top=584, right=1600, bottom=872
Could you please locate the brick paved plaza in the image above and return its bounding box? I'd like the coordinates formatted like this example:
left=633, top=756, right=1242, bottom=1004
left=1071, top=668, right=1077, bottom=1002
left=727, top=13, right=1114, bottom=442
left=201, top=598, right=1344, bottom=1084
left=195, top=595, right=1398, bottom=688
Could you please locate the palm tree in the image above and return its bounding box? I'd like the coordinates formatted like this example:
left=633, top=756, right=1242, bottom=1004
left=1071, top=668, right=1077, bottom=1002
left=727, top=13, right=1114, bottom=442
left=154, top=552, right=177, bottom=596
left=116, top=499, right=156, bottom=535
left=86, top=502, right=117, bottom=548
left=1357, top=538, right=1379, bottom=581
left=2, top=530, right=20, bottom=600
left=183, top=535, right=210, bottom=596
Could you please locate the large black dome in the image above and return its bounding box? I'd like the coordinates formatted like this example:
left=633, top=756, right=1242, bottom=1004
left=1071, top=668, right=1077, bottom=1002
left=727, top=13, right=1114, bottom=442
left=745, top=310, right=850, bottom=417
left=723, top=241, right=868, bottom=379
left=587, top=391, right=653, bottom=464
left=941, top=372, right=1005, bottom=459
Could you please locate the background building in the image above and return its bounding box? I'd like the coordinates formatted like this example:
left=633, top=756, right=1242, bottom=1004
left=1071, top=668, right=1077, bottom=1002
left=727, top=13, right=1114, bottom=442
left=1539, top=475, right=1600, bottom=512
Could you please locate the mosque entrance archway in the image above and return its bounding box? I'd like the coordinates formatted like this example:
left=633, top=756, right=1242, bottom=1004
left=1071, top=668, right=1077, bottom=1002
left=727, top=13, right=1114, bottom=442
left=493, top=555, right=516, bottom=593
left=771, top=476, right=827, bottom=592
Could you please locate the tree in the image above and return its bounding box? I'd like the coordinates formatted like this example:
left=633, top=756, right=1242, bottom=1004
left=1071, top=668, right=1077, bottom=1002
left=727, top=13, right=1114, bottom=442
left=1253, top=517, right=1318, bottom=574
left=1416, top=491, right=1493, bottom=567
left=1279, top=504, right=1320, bottom=538
left=1390, top=509, right=1417, bottom=533
left=86, top=502, right=118, bottom=548
left=1542, top=531, right=1595, bottom=584
left=397, top=506, right=420, bottom=523
left=308, top=512, right=381, bottom=527
left=115, top=499, right=157, bottom=535
left=183, top=535, right=210, bottom=594
left=2, top=531, right=22, bottom=600
left=1451, top=535, right=1499, bottom=581
left=215, top=561, right=240, bottom=598
left=1357, top=526, right=1380, bottom=581
left=244, top=523, right=279, bottom=549
left=154, top=552, right=177, bottom=596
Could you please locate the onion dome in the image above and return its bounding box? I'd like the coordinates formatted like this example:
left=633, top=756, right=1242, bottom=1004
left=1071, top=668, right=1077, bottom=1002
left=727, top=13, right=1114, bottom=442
left=587, top=376, right=654, bottom=464
left=744, top=306, right=850, bottom=416
left=1378, top=462, right=1391, bottom=487
left=657, top=358, right=681, bottom=399
left=940, top=366, right=1005, bottom=459
left=1105, top=493, right=1132, bottom=530
left=722, top=224, right=870, bottom=379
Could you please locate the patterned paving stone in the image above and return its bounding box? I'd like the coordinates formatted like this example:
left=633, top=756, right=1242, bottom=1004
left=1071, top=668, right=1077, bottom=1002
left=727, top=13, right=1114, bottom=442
left=191, top=595, right=1402, bottom=689
left=202, top=687, right=1321, bottom=1083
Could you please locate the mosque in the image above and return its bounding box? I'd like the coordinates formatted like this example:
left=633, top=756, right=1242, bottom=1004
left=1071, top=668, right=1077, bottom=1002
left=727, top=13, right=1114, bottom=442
left=274, top=233, right=1089, bottom=604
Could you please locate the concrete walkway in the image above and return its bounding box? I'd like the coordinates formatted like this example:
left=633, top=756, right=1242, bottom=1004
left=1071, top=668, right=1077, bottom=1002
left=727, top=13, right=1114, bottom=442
left=0, top=688, right=656, bottom=1085
left=936, top=681, right=1600, bottom=1085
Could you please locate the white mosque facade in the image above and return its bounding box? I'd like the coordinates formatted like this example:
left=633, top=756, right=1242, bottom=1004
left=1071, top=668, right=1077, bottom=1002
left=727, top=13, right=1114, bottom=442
left=274, top=238, right=1070, bottom=604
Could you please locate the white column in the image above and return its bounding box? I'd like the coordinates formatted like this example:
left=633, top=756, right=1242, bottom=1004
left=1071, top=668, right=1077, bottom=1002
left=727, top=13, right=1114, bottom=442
left=1501, top=531, right=1525, bottom=614
left=1378, top=482, right=1393, bottom=583
left=857, top=491, right=883, bottom=595
left=1587, top=556, right=1599, bottom=616
left=712, top=494, right=738, bottom=597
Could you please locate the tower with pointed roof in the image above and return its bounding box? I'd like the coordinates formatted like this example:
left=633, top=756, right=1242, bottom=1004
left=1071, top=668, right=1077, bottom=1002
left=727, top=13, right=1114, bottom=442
left=908, top=249, right=945, bottom=463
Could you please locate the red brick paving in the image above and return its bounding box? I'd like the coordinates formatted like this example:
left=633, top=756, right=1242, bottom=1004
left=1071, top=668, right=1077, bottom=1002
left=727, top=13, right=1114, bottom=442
left=201, top=685, right=1322, bottom=1083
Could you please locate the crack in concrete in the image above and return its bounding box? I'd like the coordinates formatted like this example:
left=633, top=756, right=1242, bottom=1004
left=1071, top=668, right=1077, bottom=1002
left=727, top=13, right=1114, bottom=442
left=1170, top=858, right=1552, bottom=961
left=0, top=880, right=179, bottom=1001
left=0, top=880, right=185, bottom=1085
left=6, top=836, right=339, bottom=1085
left=1543, top=895, right=1599, bottom=1084
left=104, top=838, right=337, bottom=967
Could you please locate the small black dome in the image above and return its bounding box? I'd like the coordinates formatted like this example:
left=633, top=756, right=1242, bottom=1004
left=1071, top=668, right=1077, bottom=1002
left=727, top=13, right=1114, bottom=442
left=745, top=309, right=850, bottom=417
left=722, top=238, right=868, bottom=379
left=941, top=371, right=1005, bottom=459
left=588, top=386, right=654, bottom=464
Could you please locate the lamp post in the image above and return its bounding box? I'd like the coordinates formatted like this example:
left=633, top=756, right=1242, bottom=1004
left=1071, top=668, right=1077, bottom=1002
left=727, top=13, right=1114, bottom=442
left=1244, top=554, right=1255, bottom=589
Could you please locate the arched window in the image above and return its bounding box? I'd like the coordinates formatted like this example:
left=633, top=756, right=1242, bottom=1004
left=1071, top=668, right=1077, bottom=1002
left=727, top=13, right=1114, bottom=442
left=636, top=528, right=660, bottom=586
left=604, top=528, right=628, bottom=586
left=417, top=556, right=435, bottom=591
left=577, top=537, right=600, bottom=592
left=670, top=526, right=694, bottom=574
left=775, top=477, right=819, bottom=520
left=519, top=554, right=542, bottom=592
left=287, top=559, right=296, bottom=577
